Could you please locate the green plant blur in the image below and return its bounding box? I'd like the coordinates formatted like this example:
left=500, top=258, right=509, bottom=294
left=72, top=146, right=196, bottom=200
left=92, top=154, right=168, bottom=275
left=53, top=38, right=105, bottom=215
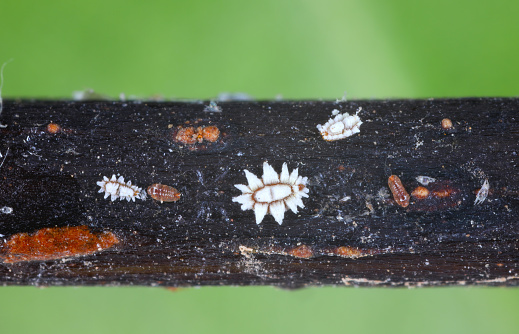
left=0, top=1, right=518, bottom=333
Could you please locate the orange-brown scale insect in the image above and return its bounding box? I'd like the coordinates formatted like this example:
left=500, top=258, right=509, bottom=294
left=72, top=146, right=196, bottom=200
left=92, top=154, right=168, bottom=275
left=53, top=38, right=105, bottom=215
left=46, top=122, right=61, bottom=134
left=388, top=175, right=410, bottom=208
left=411, top=186, right=430, bottom=199
left=432, top=188, right=451, bottom=198
left=407, top=181, right=462, bottom=212
left=441, top=118, right=453, bottom=130
left=147, top=183, right=181, bottom=203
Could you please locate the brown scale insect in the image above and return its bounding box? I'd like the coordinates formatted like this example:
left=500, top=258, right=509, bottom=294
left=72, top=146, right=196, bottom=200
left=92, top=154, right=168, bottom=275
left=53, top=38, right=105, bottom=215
left=441, top=118, right=453, bottom=130
left=388, top=175, right=410, bottom=208
left=46, top=122, right=61, bottom=134
left=411, top=186, right=430, bottom=199
left=147, top=183, right=181, bottom=203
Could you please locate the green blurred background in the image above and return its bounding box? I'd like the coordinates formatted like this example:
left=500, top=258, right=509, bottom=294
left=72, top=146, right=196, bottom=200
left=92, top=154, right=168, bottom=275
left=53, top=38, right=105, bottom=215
left=1, top=0, right=518, bottom=333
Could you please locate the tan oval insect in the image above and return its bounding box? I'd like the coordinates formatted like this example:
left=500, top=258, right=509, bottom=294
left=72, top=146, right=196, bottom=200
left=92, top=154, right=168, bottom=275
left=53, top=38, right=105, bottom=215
left=388, top=175, right=410, bottom=208
left=411, top=186, right=430, bottom=199
left=147, top=184, right=181, bottom=203
left=46, top=122, right=61, bottom=134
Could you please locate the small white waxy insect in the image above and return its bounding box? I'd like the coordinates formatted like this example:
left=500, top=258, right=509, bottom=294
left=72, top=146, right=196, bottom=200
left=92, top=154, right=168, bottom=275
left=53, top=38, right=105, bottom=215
left=416, top=176, right=436, bottom=186
left=203, top=100, right=222, bottom=112
left=0, top=206, right=13, bottom=214
left=97, top=175, right=146, bottom=202
left=474, top=179, right=489, bottom=205
left=316, top=108, right=363, bottom=141
left=232, top=162, right=309, bottom=225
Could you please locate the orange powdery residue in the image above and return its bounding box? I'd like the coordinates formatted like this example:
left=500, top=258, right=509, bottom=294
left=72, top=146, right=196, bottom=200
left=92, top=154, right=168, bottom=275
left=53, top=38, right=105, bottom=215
left=201, top=126, right=220, bottom=142
left=332, top=246, right=382, bottom=259
left=0, top=226, right=119, bottom=263
left=174, top=126, right=220, bottom=145
left=175, top=126, right=198, bottom=145
left=334, top=246, right=364, bottom=258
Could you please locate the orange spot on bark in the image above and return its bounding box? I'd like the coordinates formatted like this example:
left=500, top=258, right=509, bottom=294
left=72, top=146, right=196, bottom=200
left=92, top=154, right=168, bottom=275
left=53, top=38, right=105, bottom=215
left=411, top=186, right=430, bottom=199
left=288, top=245, right=313, bottom=258
left=0, top=226, right=119, bottom=263
left=46, top=123, right=61, bottom=134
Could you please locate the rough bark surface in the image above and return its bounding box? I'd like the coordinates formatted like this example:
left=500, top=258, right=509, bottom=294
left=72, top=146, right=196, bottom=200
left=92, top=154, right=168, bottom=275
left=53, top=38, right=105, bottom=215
left=0, top=98, right=517, bottom=287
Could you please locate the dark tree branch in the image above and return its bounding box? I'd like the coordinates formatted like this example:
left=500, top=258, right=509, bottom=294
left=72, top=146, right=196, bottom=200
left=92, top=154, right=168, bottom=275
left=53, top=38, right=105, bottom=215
left=0, top=98, right=517, bottom=287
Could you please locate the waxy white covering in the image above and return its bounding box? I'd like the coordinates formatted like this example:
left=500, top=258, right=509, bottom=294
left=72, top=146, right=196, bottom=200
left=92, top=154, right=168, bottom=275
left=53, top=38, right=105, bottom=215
left=97, top=175, right=146, bottom=202
left=316, top=109, right=362, bottom=141
left=233, top=162, right=309, bottom=225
